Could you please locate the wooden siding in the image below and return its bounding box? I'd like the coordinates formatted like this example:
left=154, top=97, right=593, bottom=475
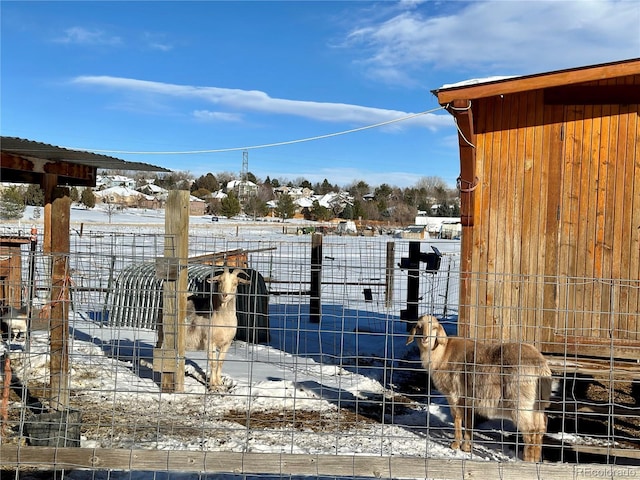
left=459, top=75, right=640, bottom=359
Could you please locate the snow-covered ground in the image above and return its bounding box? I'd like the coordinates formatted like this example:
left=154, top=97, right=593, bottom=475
left=0, top=205, right=628, bottom=479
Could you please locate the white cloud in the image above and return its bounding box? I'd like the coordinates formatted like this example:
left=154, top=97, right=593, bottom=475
left=193, top=110, right=243, bottom=122
left=142, top=32, right=173, bottom=52
left=71, top=75, right=451, bottom=130
left=346, top=0, right=640, bottom=82
left=54, top=26, right=122, bottom=46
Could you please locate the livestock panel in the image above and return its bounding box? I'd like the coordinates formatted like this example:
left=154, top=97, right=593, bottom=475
left=1, top=224, right=640, bottom=478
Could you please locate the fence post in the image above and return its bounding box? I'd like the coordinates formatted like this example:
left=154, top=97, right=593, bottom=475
left=154, top=190, right=189, bottom=393
left=385, top=242, right=395, bottom=308
left=310, top=233, right=322, bottom=324
left=442, top=259, right=452, bottom=318
left=49, top=191, right=71, bottom=411
left=400, top=241, right=421, bottom=330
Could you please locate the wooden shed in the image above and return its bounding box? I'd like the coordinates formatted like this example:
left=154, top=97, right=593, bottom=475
left=434, top=58, right=640, bottom=361
left=0, top=235, right=33, bottom=308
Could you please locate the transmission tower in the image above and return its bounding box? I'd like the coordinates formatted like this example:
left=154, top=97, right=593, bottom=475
left=238, top=150, right=249, bottom=202
left=241, top=150, right=248, bottom=182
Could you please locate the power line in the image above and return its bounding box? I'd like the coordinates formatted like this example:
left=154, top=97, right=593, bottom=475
left=63, top=107, right=445, bottom=155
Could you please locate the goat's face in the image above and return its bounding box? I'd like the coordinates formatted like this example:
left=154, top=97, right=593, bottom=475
left=208, top=268, right=251, bottom=305
left=406, top=315, right=448, bottom=353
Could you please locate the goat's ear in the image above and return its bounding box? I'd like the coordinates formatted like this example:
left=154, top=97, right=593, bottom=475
left=431, top=324, right=447, bottom=350
left=406, top=327, right=416, bottom=345
left=234, top=269, right=251, bottom=284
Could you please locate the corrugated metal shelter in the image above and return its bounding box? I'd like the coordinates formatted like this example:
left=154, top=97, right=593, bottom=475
left=108, top=264, right=270, bottom=344
left=434, top=58, right=640, bottom=360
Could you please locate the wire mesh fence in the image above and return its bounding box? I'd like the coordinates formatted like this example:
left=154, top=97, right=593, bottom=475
left=1, top=225, right=639, bottom=479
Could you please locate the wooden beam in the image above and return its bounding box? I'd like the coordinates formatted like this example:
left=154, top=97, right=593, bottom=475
left=3, top=446, right=638, bottom=479
left=449, top=99, right=477, bottom=228
left=544, top=335, right=640, bottom=362
left=1, top=152, right=34, bottom=170
left=544, top=85, right=640, bottom=105
left=448, top=99, right=476, bottom=339
left=436, top=59, right=640, bottom=105
left=44, top=160, right=96, bottom=184
left=41, top=174, right=58, bottom=256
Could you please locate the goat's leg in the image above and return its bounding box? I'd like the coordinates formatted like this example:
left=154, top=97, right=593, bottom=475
left=460, top=401, right=474, bottom=453
left=520, top=411, right=546, bottom=462
left=522, top=431, right=534, bottom=462
left=209, top=341, right=232, bottom=389
left=523, top=412, right=547, bottom=462
left=449, top=403, right=464, bottom=451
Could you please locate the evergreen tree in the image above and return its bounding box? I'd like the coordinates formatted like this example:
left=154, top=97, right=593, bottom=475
left=310, top=200, right=331, bottom=221
left=70, top=186, right=80, bottom=203
left=352, top=200, right=365, bottom=220
left=192, top=173, right=219, bottom=193
left=244, top=196, right=268, bottom=219
left=340, top=203, right=354, bottom=220
left=318, top=179, right=335, bottom=194
left=24, top=184, right=44, bottom=206
left=275, top=193, right=295, bottom=220
left=221, top=191, right=241, bottom=218
left=0, top=186, right=26, bottom=220
left=80, top=188, right=96, bottom=209
left=246, top=172, right=258, bottom=184
left=299, top=179, right=312, bottom=190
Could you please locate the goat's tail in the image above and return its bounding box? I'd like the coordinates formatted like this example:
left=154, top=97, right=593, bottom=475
left=536, top=364, right=553, bottom=411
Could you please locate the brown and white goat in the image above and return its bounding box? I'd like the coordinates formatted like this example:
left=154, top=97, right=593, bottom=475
left=185, top=268, right=250, bottom=389
left=407, top=315, right=552, bottom=462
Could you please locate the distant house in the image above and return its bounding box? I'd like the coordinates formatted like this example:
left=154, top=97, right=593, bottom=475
left=189, top=195, right=207, bottom=215
left=136, top=184, right=167, bottom=209
left=97, top=174, right=136, bottom=189
left=94, top=186, right=145, bottom=207
left=398, top=225, right=428, bottom=240
left=227, top=179, right=258, bottom=200
left=138, top=183, right=168, bottom=196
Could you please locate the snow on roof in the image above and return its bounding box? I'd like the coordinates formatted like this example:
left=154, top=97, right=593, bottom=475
left=139, top=184, right=167, bottom=194
left=295, top=197, right=314, bottom=208
left=227, top=179, right=257, bottom=189
left=94, top=186, right=141, bottom=197
left=438, top=75, right=518, bottom=90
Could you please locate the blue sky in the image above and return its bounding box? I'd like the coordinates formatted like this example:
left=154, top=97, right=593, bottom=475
left=2, top=1, right=639, bottom=188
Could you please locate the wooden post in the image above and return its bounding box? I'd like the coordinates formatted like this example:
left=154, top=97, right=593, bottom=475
left=449, top=100, right=476, bottom=338
left=400, top=242, right=421, bottom=330
left=310, top=233, right=322, bottom=324
left=49, top=191, right=71, bottom=411
left=154, top=190, right=189, bottom=393
left=385, top=242, right=395, bottom=308
left=41, top=174, right=58, bottom=255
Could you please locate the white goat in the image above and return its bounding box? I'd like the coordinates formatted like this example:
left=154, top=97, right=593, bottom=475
left=184, top=268, right=250, bottom=389
left=407, top=315, right=552, bottom=462
left=1, top=306, right=28, bottom=343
